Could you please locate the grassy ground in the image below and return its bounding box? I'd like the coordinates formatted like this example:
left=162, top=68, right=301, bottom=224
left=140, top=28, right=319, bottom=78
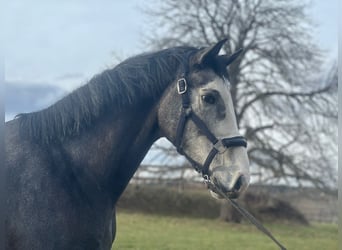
left=112, top=212, right=337, bottom=250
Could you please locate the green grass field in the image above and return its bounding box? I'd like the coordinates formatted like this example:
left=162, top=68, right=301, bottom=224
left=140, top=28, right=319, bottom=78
left=112, top=212, right=337, bottom=250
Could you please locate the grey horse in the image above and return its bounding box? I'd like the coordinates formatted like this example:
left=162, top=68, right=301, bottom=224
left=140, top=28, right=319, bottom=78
left=4, top=39, right=249, bottom=249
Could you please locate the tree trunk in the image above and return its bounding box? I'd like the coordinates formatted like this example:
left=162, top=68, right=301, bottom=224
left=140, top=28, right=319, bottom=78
left=219, top=200, right=243, bottom=223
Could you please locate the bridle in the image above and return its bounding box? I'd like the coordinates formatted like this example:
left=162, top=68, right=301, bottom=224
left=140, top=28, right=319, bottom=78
left=174, top=76, right=247, bottom=179
left=173, top=65, right=287, bottom=250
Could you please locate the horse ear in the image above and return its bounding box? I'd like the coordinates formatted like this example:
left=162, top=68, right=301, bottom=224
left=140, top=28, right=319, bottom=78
left=194, top=38, right=228, bottom=65
left=220, top=48, right=244, bottom=66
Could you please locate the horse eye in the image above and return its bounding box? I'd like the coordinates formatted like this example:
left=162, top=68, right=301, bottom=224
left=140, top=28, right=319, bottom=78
left=201, top=94, right=216, bottom=104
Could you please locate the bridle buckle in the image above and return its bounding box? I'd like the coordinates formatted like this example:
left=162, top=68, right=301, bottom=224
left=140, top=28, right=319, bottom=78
left=177, top=78, right=187, bottom=94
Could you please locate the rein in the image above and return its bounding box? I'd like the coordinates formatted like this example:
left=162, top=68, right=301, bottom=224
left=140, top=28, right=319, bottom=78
left=204, top=177, right=287, bottom=250
left=174, top=67, right=286, bottom=249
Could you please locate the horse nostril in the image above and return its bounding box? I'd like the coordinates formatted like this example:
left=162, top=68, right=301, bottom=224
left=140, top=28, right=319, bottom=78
left=212, top=173, right=247, bottom=195
left=233, top=175, right=244, bottom=192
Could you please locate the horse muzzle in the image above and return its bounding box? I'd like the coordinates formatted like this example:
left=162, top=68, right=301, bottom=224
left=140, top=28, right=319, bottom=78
left=209, top=167, right=249, bottom=199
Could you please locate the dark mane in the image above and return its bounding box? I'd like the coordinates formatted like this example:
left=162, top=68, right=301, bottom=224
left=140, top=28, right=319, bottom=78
left=17, top=46, right=198, bottom=144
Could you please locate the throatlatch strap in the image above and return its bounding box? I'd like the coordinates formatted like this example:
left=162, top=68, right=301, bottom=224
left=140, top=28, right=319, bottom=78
left=175, top=109, right=188, bottom=150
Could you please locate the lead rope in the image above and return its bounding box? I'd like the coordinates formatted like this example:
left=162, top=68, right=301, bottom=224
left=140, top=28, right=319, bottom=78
left=203, top=176, right=287, bottom=250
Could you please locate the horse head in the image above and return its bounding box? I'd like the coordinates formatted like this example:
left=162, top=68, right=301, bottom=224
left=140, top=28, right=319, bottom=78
left=158, top=39, right=250, bottom=199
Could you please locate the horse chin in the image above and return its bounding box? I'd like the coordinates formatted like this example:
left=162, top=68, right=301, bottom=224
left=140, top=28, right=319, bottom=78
left=209, top=190, right=223, bottom=199
left=209, top=190, right=240, bottom=200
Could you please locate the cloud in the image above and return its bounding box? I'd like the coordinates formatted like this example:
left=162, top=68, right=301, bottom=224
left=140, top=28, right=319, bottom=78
left=4, top=0, right=145, bottom=91
left=5, top=81, right=66, bottom=116
left=55, top=72, right=85, bottom=81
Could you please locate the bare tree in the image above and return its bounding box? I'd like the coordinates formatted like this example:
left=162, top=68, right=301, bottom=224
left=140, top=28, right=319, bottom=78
left=142, top=0, right=337, bottom=192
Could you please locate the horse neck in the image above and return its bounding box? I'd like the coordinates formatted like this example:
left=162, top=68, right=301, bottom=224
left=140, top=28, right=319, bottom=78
left=62, top=100, right=159, bottom=203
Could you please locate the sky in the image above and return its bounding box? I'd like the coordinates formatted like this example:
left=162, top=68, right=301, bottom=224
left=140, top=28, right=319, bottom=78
left=2, top=0, right=338, bottom=182
left=3, top=0, right=338, bottom=121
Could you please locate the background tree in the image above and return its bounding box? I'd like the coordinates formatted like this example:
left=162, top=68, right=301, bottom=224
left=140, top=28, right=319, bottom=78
left=142, top=0, right=337, bottom=192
